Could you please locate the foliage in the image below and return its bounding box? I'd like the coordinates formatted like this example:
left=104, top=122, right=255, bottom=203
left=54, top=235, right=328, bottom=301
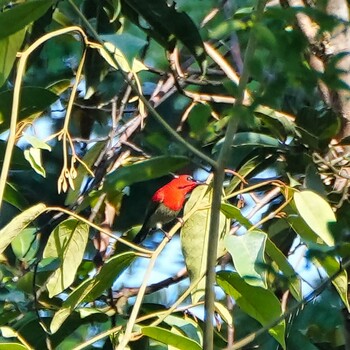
left=0, top=0, right=350, bottom=349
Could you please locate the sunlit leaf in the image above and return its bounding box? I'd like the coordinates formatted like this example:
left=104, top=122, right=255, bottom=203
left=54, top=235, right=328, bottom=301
left=24, top=148, right=46, bottom=177
left=43, top=219, right=89, bottom=297
left=220, top=203, right=253, bottom=228
left=0, top=203, right=46, bottom=254
left=225, top=231, right=267, bottom=288
left=181, top=186, right=229, bottom=303
left=217, top=271, right=286, bottom=349
left=294, top=190, right=335, bottom=246
left=50, top=252, right=135, bottom=333
left=141, top=326, right=202, bottom=350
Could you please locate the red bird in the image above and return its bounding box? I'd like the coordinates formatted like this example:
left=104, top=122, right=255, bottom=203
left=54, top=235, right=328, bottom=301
left=133, top=175, right=202, bottom=243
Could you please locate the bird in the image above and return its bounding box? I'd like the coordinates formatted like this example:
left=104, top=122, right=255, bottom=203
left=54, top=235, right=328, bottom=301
left=133, top=175, right=202, bottom=243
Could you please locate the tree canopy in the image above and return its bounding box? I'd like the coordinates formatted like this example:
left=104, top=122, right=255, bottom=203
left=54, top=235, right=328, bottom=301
left=1, top=0, right=350, bottom=349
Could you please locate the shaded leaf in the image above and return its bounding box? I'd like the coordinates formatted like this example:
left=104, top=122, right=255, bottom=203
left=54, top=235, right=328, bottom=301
left=265, top=238, right=302, bottom=301
left=315, top=255, right=349, bottom=311
left=217, top=271, right=286, bottom=349
left=0, top=203, right=46, bottom=254
left=43, top=219, right=89, bottom=297
left=104, top=156, right=189, bottom=193
left=4, top=182, right=28, bottom=210
left=0, top=87, right=58, bottom=131
left=0, top=0, right=54, bottom=40
left=0, top=29, right=26, bottom=88
left=225, top=231, right=267, bottom=288
left=121, top=0, right=206, bottom=70
left=11, top=228, right=38, bottom=262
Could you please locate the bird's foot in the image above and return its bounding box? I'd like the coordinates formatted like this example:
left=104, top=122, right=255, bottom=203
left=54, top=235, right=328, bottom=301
left=163, top=230, right=172, bottom=241
left=176, top=217, right=185, bottom=226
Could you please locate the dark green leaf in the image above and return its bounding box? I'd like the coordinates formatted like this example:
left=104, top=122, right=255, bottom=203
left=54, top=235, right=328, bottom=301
left=0, top=0, right=54, bottom=40
left=265, top=238, right=302, bottom=301
left=121, top=0, right=206, bottom=70
left=104, top=156, right=189, bottom=193
left=0, top=87, right=59, bottom=132
left=0, top=29, right=26, bottom=88
left=4, top=182, right=28, bottom=210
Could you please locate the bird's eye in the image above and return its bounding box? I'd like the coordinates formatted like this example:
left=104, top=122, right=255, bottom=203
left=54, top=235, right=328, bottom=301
left=187, top=176, right=193, bottom=181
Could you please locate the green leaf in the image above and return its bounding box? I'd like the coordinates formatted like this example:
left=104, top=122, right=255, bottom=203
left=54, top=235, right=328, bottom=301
left=43, top=219, right=89, bottom=297
left=0, top=87, right=58, bottom=131
left=0, top=344, right=27, bottom=350
left=225, top=231, right=267, bottom=288
left=11, top=228, right=38, bottom=262
left=24, top=148, right=46, bottom=177
left=141, top=326, right=202, bottom=350
left=23, top=134, right=51, bottom=151
left=0, top=203, right=46, bottom=254
left=65, top=141, right=106, bottom=206
left=265, top=238, right=302, bottom=301
left=122, top=0, right=206, bottom=71
left=0, top=141, right=29, bottom=170
left=104, top=156, right=189, bottom=193
left=220, top=203, right=253, bottom=228
left=217, top=271, right=286, bottom=349
left=50, top=252, right=135, bottom=333
left=163, top=315, right=203, bottom=345
left=231, top=132, right=281, bottom=148
left=101, top=33, right=148, bottom=67
left=181, top=186, right=229, bottom=303
left=225, top=155, right=266, bottom=194
left=294, top=190, right=335, bottom=246
left=4, top=182, right=28, bottom=210
left=315, top=255, right=349, bottom=311
left=0, top=0, right=54, bottom=40
left=0, top=29, right=26, bottom=88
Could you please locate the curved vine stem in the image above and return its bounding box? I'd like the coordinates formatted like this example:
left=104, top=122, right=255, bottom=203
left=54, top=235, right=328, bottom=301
left=0, top=26, right=89, bottom=211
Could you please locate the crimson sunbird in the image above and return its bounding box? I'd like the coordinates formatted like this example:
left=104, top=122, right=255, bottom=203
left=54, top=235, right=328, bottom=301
left=133, top=175, right=202, bottom=243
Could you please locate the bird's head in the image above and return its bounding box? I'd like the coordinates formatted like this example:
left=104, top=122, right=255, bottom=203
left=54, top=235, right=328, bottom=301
left=170, top=174, right=202, bottom=192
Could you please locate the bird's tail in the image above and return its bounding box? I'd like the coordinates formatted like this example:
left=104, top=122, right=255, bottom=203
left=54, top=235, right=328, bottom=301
left=133, top=225, right=148, bottom=243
